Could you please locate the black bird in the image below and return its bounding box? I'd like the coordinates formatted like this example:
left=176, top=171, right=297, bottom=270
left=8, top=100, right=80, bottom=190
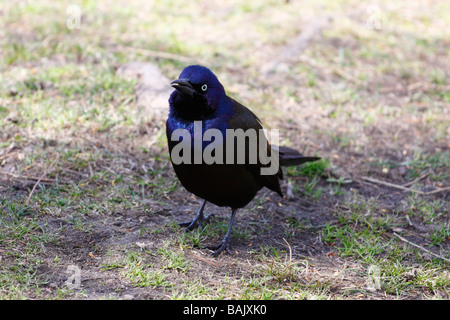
left=166, top=65, right=319, bottom=257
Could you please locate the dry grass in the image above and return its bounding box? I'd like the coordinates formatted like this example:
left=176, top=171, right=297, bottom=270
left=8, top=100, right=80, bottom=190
left=0, top=0, right=449, bottom=300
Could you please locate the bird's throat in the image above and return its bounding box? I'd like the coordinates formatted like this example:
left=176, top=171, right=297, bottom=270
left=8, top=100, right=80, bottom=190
left=170, top=91, right=215, bottom=121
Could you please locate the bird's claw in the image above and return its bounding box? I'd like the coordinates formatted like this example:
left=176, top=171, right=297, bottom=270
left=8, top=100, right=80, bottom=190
left=178, top=220, right=197, bottom=231
left=179, top=213, right=214, bottom=232
left=206, top=239, right=232, bottom=257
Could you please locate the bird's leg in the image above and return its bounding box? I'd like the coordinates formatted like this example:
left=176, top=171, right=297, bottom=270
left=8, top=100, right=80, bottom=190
left=178, top=199, right=212, bottom=231
left=206, top=208, right=237, bottom=257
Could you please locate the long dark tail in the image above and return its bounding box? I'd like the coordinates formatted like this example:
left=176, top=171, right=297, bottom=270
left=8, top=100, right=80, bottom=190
left=276, top=145, right=320, bottom=167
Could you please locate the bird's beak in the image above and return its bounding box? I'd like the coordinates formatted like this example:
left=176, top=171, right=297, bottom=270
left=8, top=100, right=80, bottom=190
left=171, top=78, right=195, bottom=96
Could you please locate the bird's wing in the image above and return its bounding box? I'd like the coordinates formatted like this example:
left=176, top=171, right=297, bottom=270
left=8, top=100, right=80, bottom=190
left=227, top=98, right=283, bottom=196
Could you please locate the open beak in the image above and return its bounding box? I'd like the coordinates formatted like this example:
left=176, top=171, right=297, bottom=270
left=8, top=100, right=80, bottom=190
left=171, top=78, right=195, bottom=96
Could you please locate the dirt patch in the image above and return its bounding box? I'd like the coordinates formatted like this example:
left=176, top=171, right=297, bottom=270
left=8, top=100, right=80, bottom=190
left=0, top=0, right=448, bottom=300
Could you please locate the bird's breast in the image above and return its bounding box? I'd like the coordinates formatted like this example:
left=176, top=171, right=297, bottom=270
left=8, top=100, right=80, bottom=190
left=166, top=110, right=263, bottom=208
left=172, top=162, right=260, bottom=209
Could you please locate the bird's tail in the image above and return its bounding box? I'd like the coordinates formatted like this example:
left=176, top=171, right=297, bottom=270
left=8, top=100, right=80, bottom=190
left=275, top=145, right=320, bottom=167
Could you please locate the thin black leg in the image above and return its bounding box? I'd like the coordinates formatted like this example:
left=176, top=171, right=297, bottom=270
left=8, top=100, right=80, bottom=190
left=178, top=199, right=210, bottom=231
left=207, top=208, right=237, bottom=257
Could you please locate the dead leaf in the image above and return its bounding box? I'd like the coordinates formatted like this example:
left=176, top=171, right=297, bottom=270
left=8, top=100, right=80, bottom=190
left=192, top=253, right=220, bottom=267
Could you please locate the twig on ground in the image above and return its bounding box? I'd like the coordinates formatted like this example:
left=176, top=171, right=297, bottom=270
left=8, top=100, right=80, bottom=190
left=25, top=155, right=59, bottom=206
left=58, top=167, right=89, bottom=178
left=424, top=186, right=450, bottom=196
left=362, top=176, right=449, bottom=196
left=402, top=171, right=430, bottom=187
left=88, top=163, right=94, bottom=178
left=405, top=214, right=413, bottom=227
left=191, top=253, right=220, bottom=267
left=361, top=176, right=424, bottom=194
left=393, top=233, right=450, bottom=263
left=0, top=170, right=57, bottom=183
left=356, top=178, right=380, bottom=189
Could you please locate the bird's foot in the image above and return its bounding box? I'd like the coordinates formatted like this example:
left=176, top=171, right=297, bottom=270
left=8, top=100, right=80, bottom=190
left=205, top=237, right=232, bottom=257
left=179, top=213, right=214, bottom=231
left=178, top=219, right=197, bottom=231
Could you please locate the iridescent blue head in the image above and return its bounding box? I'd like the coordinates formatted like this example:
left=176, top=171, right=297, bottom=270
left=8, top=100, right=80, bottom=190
left=169, top=65, right=226, bottom=120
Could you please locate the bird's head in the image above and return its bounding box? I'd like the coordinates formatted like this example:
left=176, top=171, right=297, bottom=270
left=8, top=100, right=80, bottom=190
left=169, top=65, right=226, bottom=120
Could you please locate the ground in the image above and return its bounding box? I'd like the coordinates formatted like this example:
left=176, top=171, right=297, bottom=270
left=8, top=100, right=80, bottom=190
left=0, top=0, right=449, bottom=300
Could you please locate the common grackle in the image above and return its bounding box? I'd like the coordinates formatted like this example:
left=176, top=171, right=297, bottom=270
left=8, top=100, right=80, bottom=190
left=166, top=65, right=319, bottom=257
